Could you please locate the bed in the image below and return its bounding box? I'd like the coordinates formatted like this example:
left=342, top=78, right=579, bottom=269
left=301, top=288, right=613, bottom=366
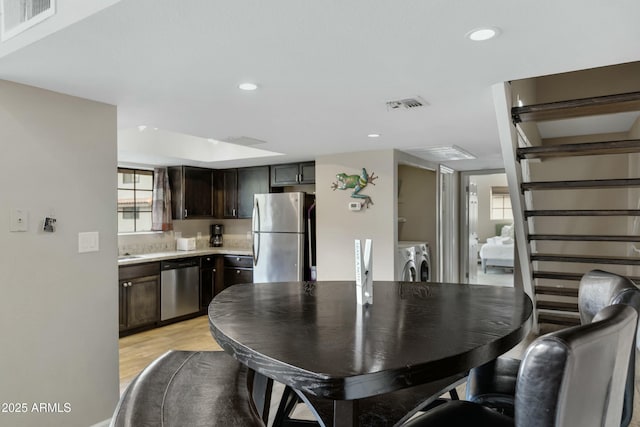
left=480, top=225, right=515, bottom=273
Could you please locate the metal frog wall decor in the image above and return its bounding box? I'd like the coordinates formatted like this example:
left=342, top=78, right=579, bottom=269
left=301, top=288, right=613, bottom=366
left=331, top=168, right=378, bottom=208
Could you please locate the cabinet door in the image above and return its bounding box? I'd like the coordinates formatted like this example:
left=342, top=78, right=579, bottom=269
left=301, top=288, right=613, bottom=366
left=119, top=280, right=128, bottom=331
left=270, top=163, right=300, bottom=186
left=126, top=275, right=160, bottom=329
left=299, top=162, right=315, bottom=184
left=223, top=268, right=253, bottom=288
left=184, top=167, right=213, bottom=218
left=200, top=268, right=215, bottom=311
left=237, top=166, right=270, bottom=218
left=222, top=169, right=238, bottom=218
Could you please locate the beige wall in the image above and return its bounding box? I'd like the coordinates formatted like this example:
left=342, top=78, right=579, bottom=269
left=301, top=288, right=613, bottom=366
left=472, top=173, right=510, bottom=242
left=534, top=62, right=640, bottom=103
left=397, top=165, right=436, bottom=247
left=0, top=81, right=119, bottom=426
left=316, top=150, right=396, bottom=280
left=528, top=150, right=630, bottom=275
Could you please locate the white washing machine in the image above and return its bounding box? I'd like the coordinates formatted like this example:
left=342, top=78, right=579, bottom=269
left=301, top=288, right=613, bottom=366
left=399, top=241, right=431, bottom=282
left=396, top=243, right=417, bottom=282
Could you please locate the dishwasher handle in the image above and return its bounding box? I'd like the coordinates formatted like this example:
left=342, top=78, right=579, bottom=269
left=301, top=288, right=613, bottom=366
left=161, top=259, right=199, bottom=270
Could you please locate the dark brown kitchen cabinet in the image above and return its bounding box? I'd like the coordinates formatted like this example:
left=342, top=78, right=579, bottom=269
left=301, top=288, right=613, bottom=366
left=119, top=262, right=160, bottom=335
left=219, top=166, right=270, bottom=219
left=222, top=255, right=253, bottom=289
left=270, top=162, right=315, bottom=186
left=221, top=169, right=238, bottom=218
left=168, top=166, right=215, bottom=219
left=200, top=255, right=220, bottom=312
left=238, top=166, right=270, bottom=217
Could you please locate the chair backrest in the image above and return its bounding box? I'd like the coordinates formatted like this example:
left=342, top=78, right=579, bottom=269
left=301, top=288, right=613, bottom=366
left=515, top=304, right=637, bottom=427
left=578, top=269, right=640, bottom=325
left=578, top=269, right=640, bottom=427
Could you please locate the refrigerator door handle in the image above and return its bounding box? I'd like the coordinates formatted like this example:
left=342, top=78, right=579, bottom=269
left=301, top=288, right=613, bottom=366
left=253, top=197, right=261, bottom=266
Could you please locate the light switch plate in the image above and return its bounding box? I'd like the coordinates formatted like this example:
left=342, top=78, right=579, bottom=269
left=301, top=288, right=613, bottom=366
left=78, top=231, right=99, bottom=253
left=10, top=208, right=28, bottom=232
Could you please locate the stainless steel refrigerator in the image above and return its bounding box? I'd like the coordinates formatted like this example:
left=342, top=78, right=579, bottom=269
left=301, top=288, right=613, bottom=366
left=252, top=192, right=315, bottom=283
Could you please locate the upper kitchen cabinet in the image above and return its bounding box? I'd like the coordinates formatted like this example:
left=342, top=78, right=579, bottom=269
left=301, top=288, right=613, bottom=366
left=168, top=166, right=215, bottom=219
left=270, top=162, right=315, bottom=187
left=219, top=166, right=270, bottom=218
left=220, top=169, right=238, bottom=218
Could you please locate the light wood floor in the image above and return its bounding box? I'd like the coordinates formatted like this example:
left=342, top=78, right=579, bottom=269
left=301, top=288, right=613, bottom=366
left=119, top=316, right=222, bottom=393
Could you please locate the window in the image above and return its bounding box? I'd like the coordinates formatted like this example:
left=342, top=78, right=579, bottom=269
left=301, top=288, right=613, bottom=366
left=490, top=186, right=513, bottom=221
left=118, top=168, right=153, bottom=232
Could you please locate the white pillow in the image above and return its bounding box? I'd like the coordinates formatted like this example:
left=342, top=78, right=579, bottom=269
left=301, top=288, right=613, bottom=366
left=500, top=225, right=512, bottom=237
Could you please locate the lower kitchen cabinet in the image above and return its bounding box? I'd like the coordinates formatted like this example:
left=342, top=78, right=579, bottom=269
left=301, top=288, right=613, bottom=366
left=222, top=255, right=253, bottom=290
left=200, top=255, right=220, bottom=312
left=119, top=262, right=160, bottom=335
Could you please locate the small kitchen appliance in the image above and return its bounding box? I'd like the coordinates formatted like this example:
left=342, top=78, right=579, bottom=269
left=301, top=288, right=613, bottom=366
left=210, top=224, right=223, bottom=247
left=176, top=237, right=196, bottom=251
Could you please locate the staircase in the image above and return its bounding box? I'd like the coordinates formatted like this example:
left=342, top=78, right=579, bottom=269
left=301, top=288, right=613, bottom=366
left=502, top=88, right=640, bottom=329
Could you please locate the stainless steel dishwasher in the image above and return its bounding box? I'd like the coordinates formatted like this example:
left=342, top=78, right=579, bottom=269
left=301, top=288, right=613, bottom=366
left=160, top=258, right=200, bottom=321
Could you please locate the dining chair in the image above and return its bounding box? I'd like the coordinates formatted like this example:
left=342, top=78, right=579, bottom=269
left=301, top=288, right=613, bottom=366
left=403, top=303, right=638, bottom=427
left=110, top=350, right=266, bottom=427
left=464, top=269, right=640, bottom=425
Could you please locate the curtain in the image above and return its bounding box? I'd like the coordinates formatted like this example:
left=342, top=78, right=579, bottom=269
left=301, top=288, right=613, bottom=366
left=151, top=167, right=173, bottom=231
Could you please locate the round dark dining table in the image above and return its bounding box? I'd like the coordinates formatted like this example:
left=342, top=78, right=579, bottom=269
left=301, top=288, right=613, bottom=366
left=209, top=281, right=533, bottom=427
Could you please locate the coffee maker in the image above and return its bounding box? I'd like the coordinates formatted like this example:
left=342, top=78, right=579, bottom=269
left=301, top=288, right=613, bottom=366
left=210, top=224, right=223, bottom=247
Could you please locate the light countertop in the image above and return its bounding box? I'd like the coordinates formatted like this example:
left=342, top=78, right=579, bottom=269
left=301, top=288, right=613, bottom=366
left=118, top=247, right=253, bottom=266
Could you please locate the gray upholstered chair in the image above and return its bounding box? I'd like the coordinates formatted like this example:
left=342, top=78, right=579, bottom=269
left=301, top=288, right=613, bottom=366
left=404, top=303, right=638, bottom=427
left=110, top=350, right=266, bottom=427
left=464, top=269, right=640, bottom=426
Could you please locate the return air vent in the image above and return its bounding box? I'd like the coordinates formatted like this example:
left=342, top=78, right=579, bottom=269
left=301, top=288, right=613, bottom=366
left=405, top=145, right=476, bottom=161
left=1, top=0, right=55, bottom=41
left=386, top=96, right=428, bottom=110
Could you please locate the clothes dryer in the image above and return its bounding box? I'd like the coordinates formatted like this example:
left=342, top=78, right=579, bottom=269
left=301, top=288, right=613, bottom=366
left=396, top=243, right=417, bottom=282
left=399, top=241, right=431, bottom=282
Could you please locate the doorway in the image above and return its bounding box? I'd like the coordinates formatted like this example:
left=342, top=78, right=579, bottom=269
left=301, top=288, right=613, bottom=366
left=460, top=170, right=514, bottom=287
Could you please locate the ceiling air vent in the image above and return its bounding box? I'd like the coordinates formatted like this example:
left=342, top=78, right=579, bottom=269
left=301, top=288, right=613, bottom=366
left=1, top=0, right=55, bottom=42
left=386, top=96, right=428, bottom=110
left=406, top=145, right=476, bottom=161
left=224, top=136, right=267, bottom=146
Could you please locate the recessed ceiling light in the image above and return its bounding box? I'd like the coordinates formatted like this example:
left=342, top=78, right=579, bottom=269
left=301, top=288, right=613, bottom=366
left=368, top=133, right=380, bottom=138
left=238, top=82, right=258, bottom=91
left=137, top=125, right=147, bottom=131
left=207, top=138, right=219, bottom=145
left=466, top=27, right=500, bottom=41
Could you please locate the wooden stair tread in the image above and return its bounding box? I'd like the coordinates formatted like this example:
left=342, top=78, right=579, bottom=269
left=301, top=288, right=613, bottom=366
left=536, top=300, right=578, bottom=312
left=517, top=139, right=640, bottom=160
left=522, top=178, right=640, bottom=191
left=533, top=271, right=584, bottom=281
left=529, top=234, right=640, bottom=242
left=511, top=91, right=640, bottom=123
left=535, top=285, right=579, bottom=297
left=537, top=311, right=581, bottom=326
left=531, top=253, right=640, bottom=265
left=533, top=271, right=640, bottom=283
left=525, top=210, right=640, bottom=218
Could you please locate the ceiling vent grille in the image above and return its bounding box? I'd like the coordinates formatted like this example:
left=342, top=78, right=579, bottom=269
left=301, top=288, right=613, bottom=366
left=386, top=96, right=428, bottom=110
left=224, top=136, right=267, bottom=146
left=1, top=0, right=55, bottom=42
left=406, top=145, right=476, bottom=161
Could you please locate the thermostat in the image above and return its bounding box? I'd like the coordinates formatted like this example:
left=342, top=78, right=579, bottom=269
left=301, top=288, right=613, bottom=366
left=348, top=202, right=362, bottom=211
